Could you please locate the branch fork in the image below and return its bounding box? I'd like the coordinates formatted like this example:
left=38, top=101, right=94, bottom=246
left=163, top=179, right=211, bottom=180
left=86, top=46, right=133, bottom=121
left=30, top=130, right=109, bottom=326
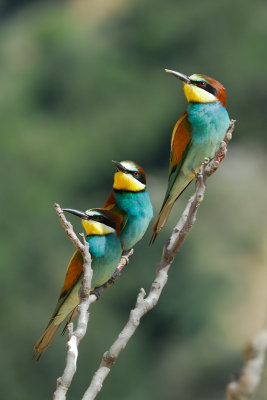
left=80, top=120, right=236, bottom=400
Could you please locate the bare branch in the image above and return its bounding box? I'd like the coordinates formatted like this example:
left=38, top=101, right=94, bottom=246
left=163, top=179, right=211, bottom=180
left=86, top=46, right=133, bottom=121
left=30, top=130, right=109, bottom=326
left=227, top=327, right=267, bottom=400
left=81, top=120, right=236, bottom=400
left=53, top=203, right=93, bottom=400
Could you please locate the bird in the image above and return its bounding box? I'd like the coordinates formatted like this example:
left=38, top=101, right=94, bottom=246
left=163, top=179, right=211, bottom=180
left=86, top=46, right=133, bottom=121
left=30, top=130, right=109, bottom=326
left=104, top=160, right=153, bottom=251
left=151, top=69, right=230, bottom=243
left=33, top=208, right=122, bottom=360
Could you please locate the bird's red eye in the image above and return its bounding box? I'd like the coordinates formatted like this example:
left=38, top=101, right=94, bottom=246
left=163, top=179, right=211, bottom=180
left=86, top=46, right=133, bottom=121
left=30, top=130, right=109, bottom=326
left=133, top=171, right=139, bottom=177
left=199, top=81, right=206, bottom=87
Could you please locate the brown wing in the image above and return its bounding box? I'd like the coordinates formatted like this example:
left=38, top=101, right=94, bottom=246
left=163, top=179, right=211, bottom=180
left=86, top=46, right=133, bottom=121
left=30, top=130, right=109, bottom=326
left=169, top=111, right=191, bottom=174
left=150, top=112, right=191, bottom=244
left=33, top=251, right=83, bottom=359
left=59, top=250, right=83, bottom=296
left=103, top=189, right=116, bottom=210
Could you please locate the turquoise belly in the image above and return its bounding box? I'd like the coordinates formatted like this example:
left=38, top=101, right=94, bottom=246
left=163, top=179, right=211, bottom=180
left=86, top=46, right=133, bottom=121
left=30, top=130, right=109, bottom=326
left=88, top=233, right=122, bottom=288
left=114, top=190, right=153, bottom=250
left=182, top=101, right=230, bottom=175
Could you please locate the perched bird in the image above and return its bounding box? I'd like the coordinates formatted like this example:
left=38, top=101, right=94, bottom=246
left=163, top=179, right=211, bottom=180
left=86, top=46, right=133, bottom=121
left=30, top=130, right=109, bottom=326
left=33, top=208, right=122, bottom=359
left=33, top=161, right=152, bottom=359
left=104, top=160, right=153, bottom=250
left=151, top=69, right=230, bottom=243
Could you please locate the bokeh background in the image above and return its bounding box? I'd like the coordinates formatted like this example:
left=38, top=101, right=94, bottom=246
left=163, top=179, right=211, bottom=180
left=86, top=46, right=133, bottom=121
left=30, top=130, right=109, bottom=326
left=1, top=0, right=267, bottom=399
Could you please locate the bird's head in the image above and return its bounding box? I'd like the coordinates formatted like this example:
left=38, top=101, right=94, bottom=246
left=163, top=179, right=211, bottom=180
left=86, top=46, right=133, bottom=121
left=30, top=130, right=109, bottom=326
left=63, top=208, right=121, bottom=236
left=112, top=160, right=147, bottom=192
left=165, top=69, right=226, bottom=107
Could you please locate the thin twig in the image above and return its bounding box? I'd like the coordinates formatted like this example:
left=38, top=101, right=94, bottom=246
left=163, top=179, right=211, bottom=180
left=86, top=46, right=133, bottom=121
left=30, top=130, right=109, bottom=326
left=53, top=204, right=93, bottom=400
left=81, top=120, right=236, bottom=400
left=227, top=326, right=267, bottom=400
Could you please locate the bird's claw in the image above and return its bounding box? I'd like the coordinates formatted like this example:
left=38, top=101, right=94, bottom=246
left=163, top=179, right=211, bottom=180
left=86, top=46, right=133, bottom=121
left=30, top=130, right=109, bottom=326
left=192, top=168, right=201, bottom=179
left=91, top=286, right=104, bottom=299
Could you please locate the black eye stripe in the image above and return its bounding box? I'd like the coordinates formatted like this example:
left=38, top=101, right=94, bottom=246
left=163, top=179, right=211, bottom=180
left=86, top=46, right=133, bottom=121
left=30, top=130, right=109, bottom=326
left=193, top=80, right=217, bottom=96
left=91, top=215, right=116, bottom=229
left=129, top=171, right=146, bottom=185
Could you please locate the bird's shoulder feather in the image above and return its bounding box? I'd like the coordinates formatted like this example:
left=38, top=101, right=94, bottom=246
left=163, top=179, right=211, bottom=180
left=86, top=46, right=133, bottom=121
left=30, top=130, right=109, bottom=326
left=104, top=189, right=127, bottom=234
left=103, top=189, right=116, bottom=210
left=59, top=250, right=83, bottom=299
left=170, top=111, right=192, bottom=174
left=160, top=112, right=192, bottom=209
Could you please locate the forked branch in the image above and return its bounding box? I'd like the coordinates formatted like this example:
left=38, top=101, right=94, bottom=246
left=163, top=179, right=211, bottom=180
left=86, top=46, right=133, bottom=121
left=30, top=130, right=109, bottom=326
left=80, top=120, right=236, bottom=400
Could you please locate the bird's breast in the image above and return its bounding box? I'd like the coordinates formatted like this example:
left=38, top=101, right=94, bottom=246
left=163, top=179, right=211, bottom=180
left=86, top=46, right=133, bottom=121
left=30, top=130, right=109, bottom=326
left=188, top=101, right=230, bottom=141
left=114, top=190, right=153, bottom=250
left=87, top=233, right=122, bottom=288
left=114, top=190, right=153, bottom=218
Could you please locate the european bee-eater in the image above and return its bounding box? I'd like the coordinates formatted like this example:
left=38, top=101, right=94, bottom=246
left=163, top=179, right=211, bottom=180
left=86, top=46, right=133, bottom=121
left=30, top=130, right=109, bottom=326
left=151, top=70, right=230, bottom=243
left=104, top=160, right=153, bottom=250
left=33, top=208, right=122, bottom=359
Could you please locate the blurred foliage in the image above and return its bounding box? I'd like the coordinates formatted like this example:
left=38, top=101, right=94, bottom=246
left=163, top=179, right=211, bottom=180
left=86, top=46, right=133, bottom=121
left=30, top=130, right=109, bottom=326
left=1, top=0, right=267, bottom=399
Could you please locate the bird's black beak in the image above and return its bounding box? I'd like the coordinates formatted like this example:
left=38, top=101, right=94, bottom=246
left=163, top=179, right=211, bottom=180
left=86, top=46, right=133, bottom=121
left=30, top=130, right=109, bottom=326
left=165, top=69, right=190, bottom=84
left=112, top=160, right=128, bottom=173
left=63, top=208, right=89, bottom=220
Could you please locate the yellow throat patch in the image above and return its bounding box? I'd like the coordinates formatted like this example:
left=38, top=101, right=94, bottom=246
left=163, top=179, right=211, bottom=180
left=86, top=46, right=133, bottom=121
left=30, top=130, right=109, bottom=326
left=184, top=83, right=217, bottom=103
left=114, top=171, right=145, bottom=192
left=81, top=219, right=115, bottom=236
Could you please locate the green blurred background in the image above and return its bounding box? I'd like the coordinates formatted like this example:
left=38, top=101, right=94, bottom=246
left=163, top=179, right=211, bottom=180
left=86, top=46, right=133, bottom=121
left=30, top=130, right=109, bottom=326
left=1, top=0, right=267, bottom=399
